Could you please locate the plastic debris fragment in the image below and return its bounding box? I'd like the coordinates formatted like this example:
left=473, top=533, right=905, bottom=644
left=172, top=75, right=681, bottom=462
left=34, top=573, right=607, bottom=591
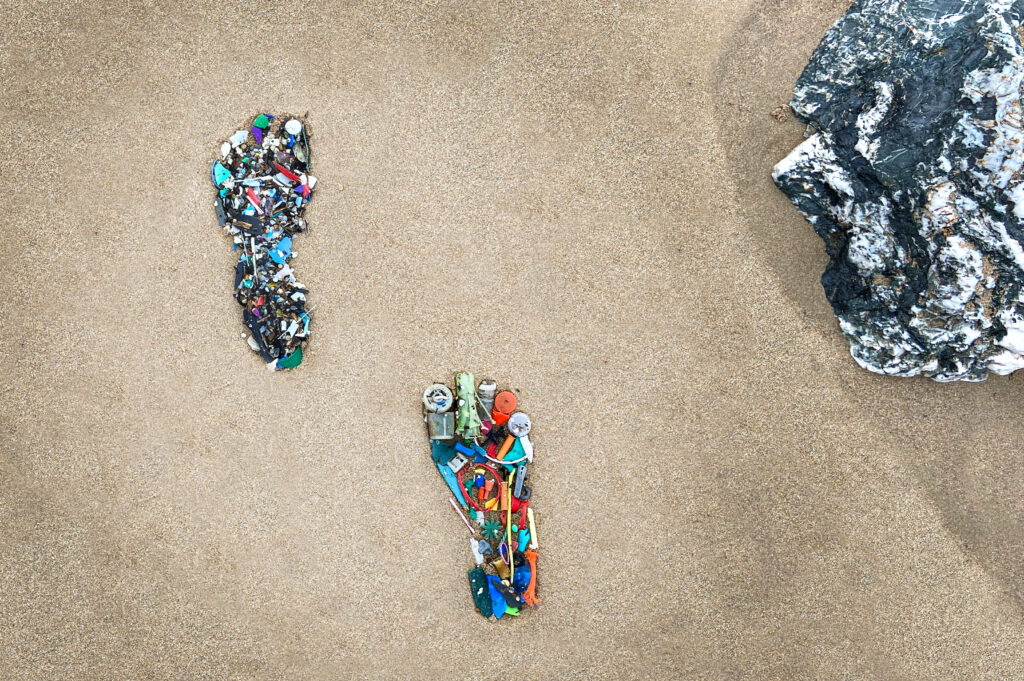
left=455, top=372, right=482, bottom=440
left=522, top=549, right=540, bottom=606
left=468, top=567, right=492, bottom=617
left=211, top=113, right=316, bottom=370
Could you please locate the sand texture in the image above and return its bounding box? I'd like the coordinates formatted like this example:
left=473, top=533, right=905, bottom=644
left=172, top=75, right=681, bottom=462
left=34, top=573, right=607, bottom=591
left=3, top=1, right=1024, bottom=679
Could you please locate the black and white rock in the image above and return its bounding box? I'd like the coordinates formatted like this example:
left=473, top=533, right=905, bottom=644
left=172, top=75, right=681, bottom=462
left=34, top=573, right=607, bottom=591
left=774, top=0, right=1024, bottom=381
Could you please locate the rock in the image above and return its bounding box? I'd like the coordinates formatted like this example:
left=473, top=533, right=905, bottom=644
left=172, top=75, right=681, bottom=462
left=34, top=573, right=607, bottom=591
left=773, top=0, right=1024, bottom=381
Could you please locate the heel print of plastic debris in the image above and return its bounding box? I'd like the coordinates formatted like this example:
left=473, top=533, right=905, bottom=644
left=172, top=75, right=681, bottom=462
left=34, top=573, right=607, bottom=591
left=422, top=372, right=540, bottom=620
left=211, top=113, right=316, bottom=370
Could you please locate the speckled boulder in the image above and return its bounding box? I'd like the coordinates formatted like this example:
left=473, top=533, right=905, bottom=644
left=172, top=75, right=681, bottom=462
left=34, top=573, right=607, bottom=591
left=774, top=0, right=1024, bottom=380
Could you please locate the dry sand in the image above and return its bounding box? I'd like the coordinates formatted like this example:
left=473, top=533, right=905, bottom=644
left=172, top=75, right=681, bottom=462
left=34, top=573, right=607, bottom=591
left=3, top=1, right=1024, bottom=679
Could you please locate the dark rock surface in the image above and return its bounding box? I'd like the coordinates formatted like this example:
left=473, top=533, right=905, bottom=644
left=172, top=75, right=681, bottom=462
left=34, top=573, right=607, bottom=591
left=774, top=0, right=1024, bottom=380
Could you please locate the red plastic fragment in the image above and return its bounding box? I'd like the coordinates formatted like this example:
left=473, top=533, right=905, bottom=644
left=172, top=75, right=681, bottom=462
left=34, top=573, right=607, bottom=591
left=274, top=162, right=301, bottom=183
left=246, top=187, right=264, bottom=215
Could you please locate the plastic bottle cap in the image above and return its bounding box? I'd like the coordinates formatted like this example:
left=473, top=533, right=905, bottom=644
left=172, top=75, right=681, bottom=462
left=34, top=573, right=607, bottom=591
left=507, top=412, right=531, bottom=437
left=285, top=119, right=303, bottom=135
left=494, top=391, right=517, bottom=414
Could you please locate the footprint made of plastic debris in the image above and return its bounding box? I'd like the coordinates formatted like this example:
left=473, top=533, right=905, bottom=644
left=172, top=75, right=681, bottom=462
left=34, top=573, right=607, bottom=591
left=423, top=373, right=541, bottom=620
left=211, top=113, right=316, bottom=370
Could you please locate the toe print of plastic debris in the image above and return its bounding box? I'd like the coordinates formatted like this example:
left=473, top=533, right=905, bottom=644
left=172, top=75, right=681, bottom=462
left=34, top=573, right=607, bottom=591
left=211, top=113, right=316, bottom=370
left=423, top=373, right=541, bottom=620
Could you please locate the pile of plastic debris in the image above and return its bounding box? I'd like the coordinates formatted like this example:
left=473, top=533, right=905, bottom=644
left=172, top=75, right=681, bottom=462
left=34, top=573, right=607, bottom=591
left=211, top=113, right=315, bottom=370
left=423, top=373, right=540, bottom=619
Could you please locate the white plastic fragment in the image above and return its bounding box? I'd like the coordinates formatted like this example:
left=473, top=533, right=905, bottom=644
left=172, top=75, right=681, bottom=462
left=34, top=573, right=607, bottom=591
left=470, top=538, right=486, bottom=565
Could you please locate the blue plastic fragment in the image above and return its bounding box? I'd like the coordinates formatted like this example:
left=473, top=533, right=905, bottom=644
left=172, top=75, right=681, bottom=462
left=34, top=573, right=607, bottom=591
left=512, top=562, right=531, bottom=594
left=455, top=441, right=488, bottom=462
left=269, top=236, right=292, bottom=264
left=487, top=575, right=507, bottom=619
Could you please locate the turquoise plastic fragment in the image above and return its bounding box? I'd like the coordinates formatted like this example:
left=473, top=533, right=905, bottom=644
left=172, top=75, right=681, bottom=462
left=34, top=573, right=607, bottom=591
left=254, top=113, right=270, bottom=128
left=212, top=161, right=231, bottom=186
left=500, top=438, right=526, bottom=471
left=430, top=440, right=456, bottom=465
left=436, top=462, right=466, bottom=506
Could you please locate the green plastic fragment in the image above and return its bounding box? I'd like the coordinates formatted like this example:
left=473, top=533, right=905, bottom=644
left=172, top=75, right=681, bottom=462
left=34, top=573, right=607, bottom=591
left=481, top=519, right=503, bottom=541
left=468, top=567, right=492, bottom=618
left=254, top=114, right=270, bottom=129
left=455, top=372, right=482, bottom=440
left=277, top=346, right=303, bottom=369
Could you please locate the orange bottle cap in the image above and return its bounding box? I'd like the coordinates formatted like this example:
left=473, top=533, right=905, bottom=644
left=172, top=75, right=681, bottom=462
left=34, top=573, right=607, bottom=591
left=494, top=390, right=517, bottom=414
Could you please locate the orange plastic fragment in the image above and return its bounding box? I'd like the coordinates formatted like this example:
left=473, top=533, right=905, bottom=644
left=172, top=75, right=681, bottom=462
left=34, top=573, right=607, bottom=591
left=496, top=434, right=515, bottom=460
left=523, top=549, right=540, bottom=607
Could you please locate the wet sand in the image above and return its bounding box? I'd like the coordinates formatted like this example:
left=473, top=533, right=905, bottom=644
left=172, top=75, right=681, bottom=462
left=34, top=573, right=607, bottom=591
left=3, top=1, right=1024, bottom=678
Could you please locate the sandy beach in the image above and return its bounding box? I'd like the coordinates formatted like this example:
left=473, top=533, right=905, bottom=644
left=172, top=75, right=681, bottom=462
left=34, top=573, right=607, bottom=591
left=3, top=1, right=1024, bottom=678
